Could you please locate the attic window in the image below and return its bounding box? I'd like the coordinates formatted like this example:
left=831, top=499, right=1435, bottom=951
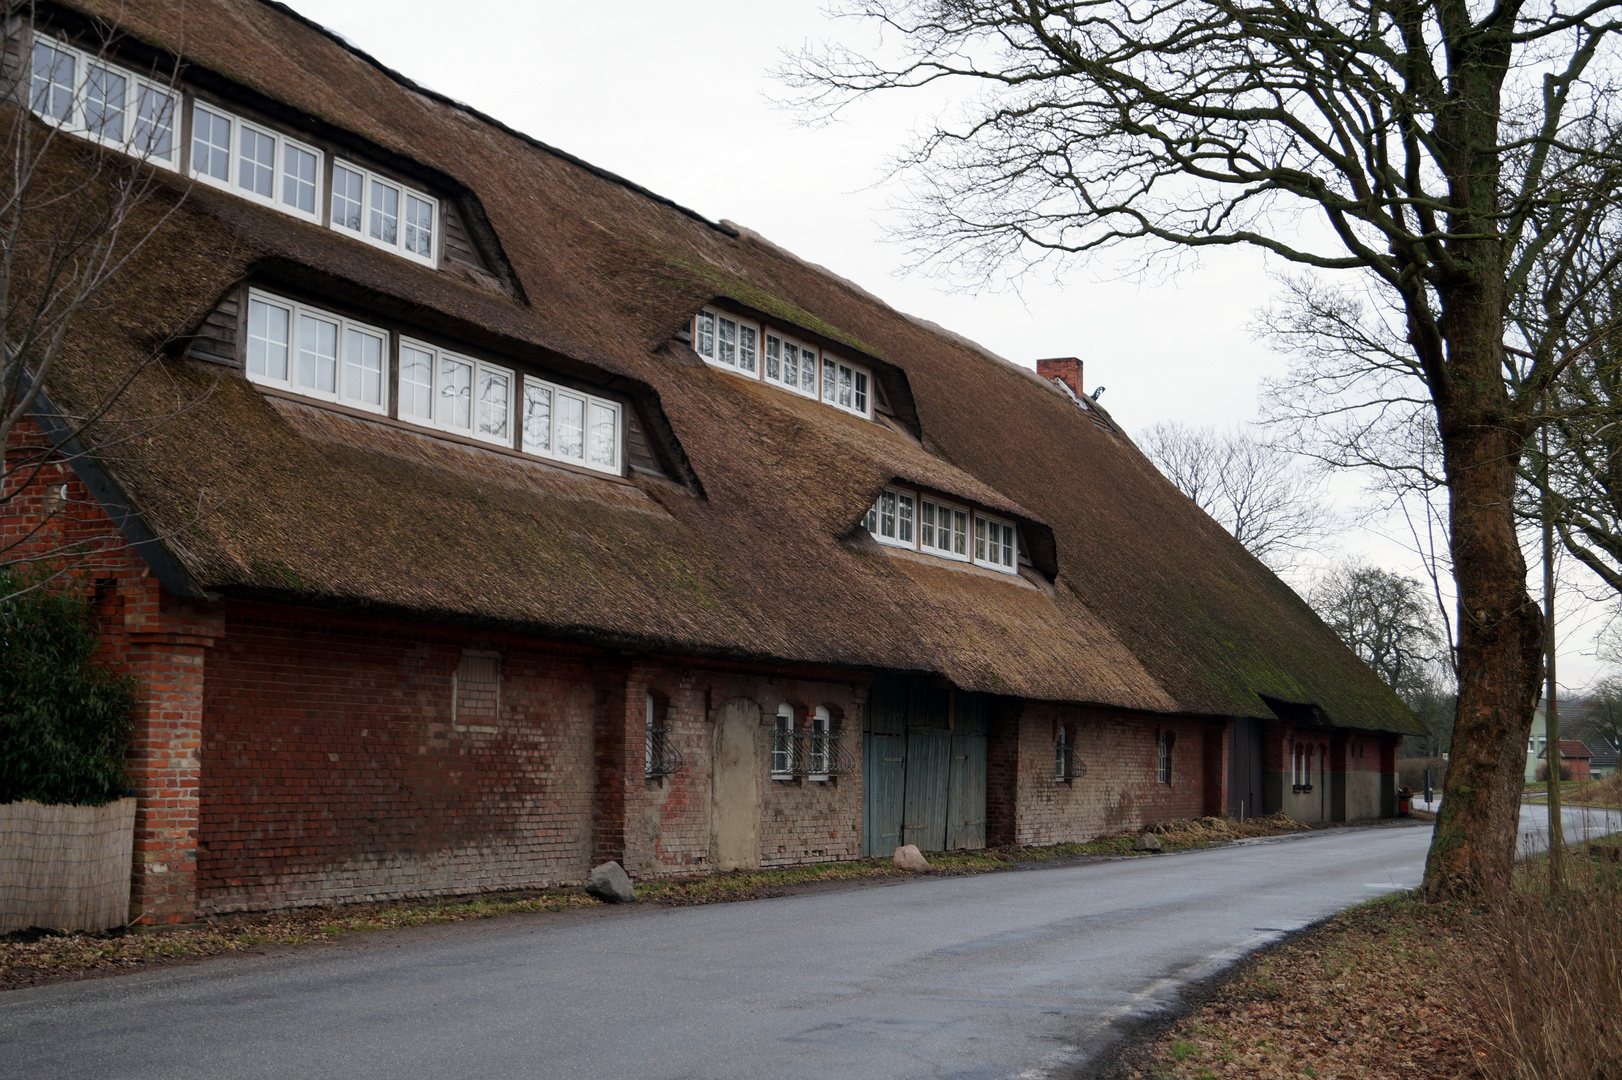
left=247, top=290, right=387, bottom=414
left=864, top=485, right=1019, bottom=574
left=191, top=102, right=322, bottom=222
left=399, top=337, right=512, bottom=447
left=330, top=159, right=437, bottom=267
left=691, top=307, right=870, bottom=418
left=28, top=37, right=179, bottom=169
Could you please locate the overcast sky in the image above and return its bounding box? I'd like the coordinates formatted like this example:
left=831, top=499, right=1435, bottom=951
left=285, top=0, right=1615, bottom=690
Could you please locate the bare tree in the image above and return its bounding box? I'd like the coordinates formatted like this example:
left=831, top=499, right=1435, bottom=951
left=784, top=0, right=1622, bottom=897
left=1311, top=561, right=1449, bottom=698
left=0, top=7, right=204, bottom=594
left=1138, top=422, right=1330, bottom=572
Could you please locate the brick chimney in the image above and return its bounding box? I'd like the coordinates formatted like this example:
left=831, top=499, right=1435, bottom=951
left=1037, top=357, right=1084, bottom=400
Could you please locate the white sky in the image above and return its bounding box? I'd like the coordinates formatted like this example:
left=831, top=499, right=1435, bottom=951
left=284, top=0, right=1615, bottom=691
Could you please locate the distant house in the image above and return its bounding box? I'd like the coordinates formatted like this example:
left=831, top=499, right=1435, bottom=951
left=1586, top=738, right=1619, bottom=779
left=1536, top=740, right=1593, bottom=781
left=8, top=0, right=1423, bottom=926
left=1527, top=701, right=1617, bottom=780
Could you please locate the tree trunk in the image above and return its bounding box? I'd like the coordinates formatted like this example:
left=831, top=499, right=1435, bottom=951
left=1423, top=287, right=1544, bottom=899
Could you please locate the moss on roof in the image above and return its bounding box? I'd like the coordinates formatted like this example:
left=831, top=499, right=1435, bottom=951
left=35, top=0, right=1421, bottom=735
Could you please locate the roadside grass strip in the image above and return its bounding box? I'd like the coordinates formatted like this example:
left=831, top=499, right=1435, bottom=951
left=0, top=813, right=1352, bottom=992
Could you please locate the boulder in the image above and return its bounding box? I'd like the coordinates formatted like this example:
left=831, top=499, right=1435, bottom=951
left=1132, top=833, right=1164, bottom=853
left=892, top=844, right=931, bottom=872
left=585, top=860, right=636, bottom=903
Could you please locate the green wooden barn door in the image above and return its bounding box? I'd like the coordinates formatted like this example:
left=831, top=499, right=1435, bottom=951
left=946, top=692, right=988, bottom=850
left=902, top=681, right=953, bottom=852
left=862, top=675, right=907, bottom=857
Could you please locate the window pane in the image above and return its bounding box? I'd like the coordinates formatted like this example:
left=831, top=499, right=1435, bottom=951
left=332, top=164, right=364, bottom=232
left=738, top=326, right=757, bottom=373
left=865, top=503, right=878, bottom=534
left=694, top=311, right=714, bottom=359
left=898, top=495, right=914, bottom=544
left=344, top=328, right=383, bottom=406
left=133, top=85, right=175, bottom=161
left=404, top=193, right=434, bottom=257
left=920, top=503, right=935, bottom=548
left=588, top=401, right=617, bottom=468
left=369, top=181, right=399, bottom=245
left=838, top=365, right=853, bottom=408
left=522, top=379, right=552, bottom=454
left=478, top=368, right=510, bottom=440
left=854, top=371, right=869, bottom=414
left=193, top=107, right=231, bottom=182
left=782, top=343, right=798, bottom=387
left=717, top=318, right=736, bottom=366
left=84, top=65, right=126, bottom=140
left=239, top=126, right=275, bottom=198
left=31, top=43, right=74, bottom=122
left=765, top=335, right=780, bottom=380
left=802, top=352, right=817, bottom=393
left=974, top=517, right=987, bottom=560
left=246, top=299, right=289, bottom=381
left=1001, top=524, right=1015, bottom=567
left=283, top=143, right=317, bottom=214
left=557, top=395, right=585, bottom=459
left=879, top=491, right=896, bottom=538
left=954, top=511, right=968, bottom=555
left=822, top=359, right=836, bottom=401
left=439, top=356, right=472, bottom=430
left=400, top=345, right=434, bottom=420
left=298, top=314, right=338, bottom=393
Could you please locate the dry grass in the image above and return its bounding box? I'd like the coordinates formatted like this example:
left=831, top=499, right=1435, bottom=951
left=1145, top=812, right=1311, bottom=844
left=1467, top=838, right=1622, bottom=1080
left=1563, top=772, right=1622, bottom=806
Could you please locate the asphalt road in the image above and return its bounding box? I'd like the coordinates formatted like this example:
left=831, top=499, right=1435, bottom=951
left=2, top=824, right=1442, bottom=1080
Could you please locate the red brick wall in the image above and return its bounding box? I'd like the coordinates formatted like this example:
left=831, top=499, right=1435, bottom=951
left=198, top=602, right=599, bottom=912
left=1012, top=703, right=1212, bottom=845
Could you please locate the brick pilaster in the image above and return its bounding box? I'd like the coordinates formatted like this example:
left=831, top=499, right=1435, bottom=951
left=124, top=604, right=223, bottom=925
left=592, top=663, right=651, bottom=873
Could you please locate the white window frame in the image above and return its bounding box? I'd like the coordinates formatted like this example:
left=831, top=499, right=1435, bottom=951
left=808, top=706, right=832, bottom=782
left=28, top=36, right=180, bottom=170
left=761, top=329, right=820, bottom=399
left=772, top=704, right=795, bottom=780
left=244, top=289, right=388, bottom=415
left=692, top=308, right=761, bottom=379
left=820, top=352, right=871, bottom=418
left=397, top=335, right=514, bottom=448
left=918, top=497, right=971, bottom=562
left=972, top=513, right=1019, bottom=574
left=329, top=158, right=437, bottom=268
left=189, top=101, right=323, bottom=223
left=864, top=486, right=918, bottom=550
left=520, top=374, right=623, bottom=476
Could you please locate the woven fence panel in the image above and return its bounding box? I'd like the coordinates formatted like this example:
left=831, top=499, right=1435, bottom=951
left=0, top=798, right=136, bottom=932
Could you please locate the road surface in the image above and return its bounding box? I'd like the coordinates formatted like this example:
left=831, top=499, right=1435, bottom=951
left=2, top=824, right=1445, bottom=1080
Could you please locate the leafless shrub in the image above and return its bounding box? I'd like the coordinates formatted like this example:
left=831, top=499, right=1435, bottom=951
left=1469, top=849, right=1622, bottom=1079
left=1399, top=757, right=1447, bottom=791
left=1534, top=763, right=1575, bottom=783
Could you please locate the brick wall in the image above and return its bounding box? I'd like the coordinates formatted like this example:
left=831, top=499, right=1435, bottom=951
left=1011, top=703, right=1213, bottom=846
left=198, top=602, right=598, bottom=912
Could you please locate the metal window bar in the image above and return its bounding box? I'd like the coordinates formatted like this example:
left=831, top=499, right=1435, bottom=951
left=769, top=729, right=855, bottom=778
left=1054, top=743, right=1087, bottom=782
left=645, top=725, right=683, bottom=779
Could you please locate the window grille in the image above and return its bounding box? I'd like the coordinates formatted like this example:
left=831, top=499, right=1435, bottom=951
left=1156, top=731, right=1174, bottom=785
left=645, top=693, right=683, bottom=779
left=769, top=708, right=855, bottom=779
left=1054, top=740, right=1086, bottom=782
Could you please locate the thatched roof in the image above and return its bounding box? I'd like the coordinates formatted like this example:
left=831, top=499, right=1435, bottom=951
left=36, top=0, right=1420, bottom=733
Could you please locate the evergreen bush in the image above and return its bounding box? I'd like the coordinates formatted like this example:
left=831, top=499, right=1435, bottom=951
left=0, top=569, right=137, bottom=805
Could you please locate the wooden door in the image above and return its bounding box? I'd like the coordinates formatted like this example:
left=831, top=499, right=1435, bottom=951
left=903, top=726, right=952, bottom=851
left=1228, top=717, right=1265, bottom=820
left=946, top=692, right=988, bottom=850
left=862, top=676, right=907, bottom=857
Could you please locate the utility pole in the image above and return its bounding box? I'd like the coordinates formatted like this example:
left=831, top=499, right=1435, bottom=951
left=1542, top=421, right=1565, bottom=890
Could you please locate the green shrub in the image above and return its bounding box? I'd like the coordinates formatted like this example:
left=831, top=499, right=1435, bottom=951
left=0, top=569, right=137, bottom=805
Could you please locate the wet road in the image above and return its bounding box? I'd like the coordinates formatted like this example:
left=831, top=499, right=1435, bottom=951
left=0, top=824, right=1444, bottom=1080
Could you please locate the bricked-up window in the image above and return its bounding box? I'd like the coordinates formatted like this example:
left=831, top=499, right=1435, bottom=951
left=453, top=650, right=500, bottom=728
left=1156, top=730, right=1174, bottom=785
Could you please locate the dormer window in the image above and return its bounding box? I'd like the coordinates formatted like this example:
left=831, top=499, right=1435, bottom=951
left=28, top=37, right=179, bottom=168
left=190, top=102, right=322, bottom=223
left=329, top=160, right=436, bottom=266
left=691, top=307, right=871, bottom=419
left=247, top=290, right=387, bottom=415
left=864, top=485, right=1019, bottom=574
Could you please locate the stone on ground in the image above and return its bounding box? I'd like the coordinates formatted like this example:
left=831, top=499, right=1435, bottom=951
left=893, top=844, right=931, bottom=872
left=586, top=860, right=636, bottom=903
left=1133, top=834, right=1164, bottom=853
